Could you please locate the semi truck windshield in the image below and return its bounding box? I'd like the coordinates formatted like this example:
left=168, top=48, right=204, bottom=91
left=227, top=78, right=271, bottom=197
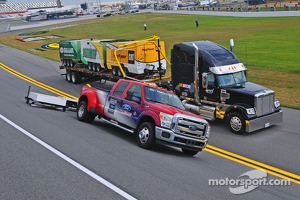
left=217, top=71, right=246, bottom=87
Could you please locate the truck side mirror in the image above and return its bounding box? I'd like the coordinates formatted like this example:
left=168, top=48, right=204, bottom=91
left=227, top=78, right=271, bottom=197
left=126, top=91, right=141, bottom=104
left=125, top=91, right=133, bottom=100
left=202, top=72, right=214, bottom=94
left=202, top=73, right=208, bottom=89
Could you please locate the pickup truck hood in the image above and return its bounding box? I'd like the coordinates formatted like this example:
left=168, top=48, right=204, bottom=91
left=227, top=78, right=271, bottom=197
left=147, top=102, right=205, bottom=119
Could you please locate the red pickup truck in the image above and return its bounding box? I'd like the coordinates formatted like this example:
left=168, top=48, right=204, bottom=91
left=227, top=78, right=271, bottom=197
left=77, top=79, right=210, bottom=156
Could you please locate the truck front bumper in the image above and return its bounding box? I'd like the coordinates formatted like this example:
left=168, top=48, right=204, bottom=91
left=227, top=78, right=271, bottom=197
left=246, top=110, right=283, bottom=132
left=155, top=126, right=208, bottom=151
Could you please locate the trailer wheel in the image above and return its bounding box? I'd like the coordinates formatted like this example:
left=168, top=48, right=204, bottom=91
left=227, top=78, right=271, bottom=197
left=77, top=101, right=95, bottom=123
left=63, top=59, right=67, bottom=66
left=71, top=72, right=81, bottom=84
left=70, top=60, right=74, bottom=67
left=88, top=62, right=93, bottom=71
left=67, top=59, right=71, bottom=67
left=112, top=66, right=118, bottom=76
left=117, top=68, right=123, bottom=77
left=96, top=64, right=101, bottom=72
left=181, top=149, right=199, bottom=156
left=93, top=63, right=98, bottom=72
left=66, top=70, right=72, bottom=82
left=228, top=112, right=246, bottom=134
left=136, top=122, right=155, bottom=149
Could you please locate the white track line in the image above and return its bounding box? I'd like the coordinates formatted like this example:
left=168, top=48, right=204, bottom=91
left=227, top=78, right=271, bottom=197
left=0, top=114, right=137, bottom=200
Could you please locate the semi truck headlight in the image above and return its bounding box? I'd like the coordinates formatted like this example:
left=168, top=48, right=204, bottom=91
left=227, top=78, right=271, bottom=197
left=159, top=112, right=173, bottom=129
left=246, top=108, right=256, bottom=115
left=274, top=100, right=280, bottom=108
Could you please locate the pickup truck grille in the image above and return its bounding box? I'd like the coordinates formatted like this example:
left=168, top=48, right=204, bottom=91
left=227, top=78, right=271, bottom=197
left=255, top=90, right=275, bottom=117
left=173, top=115, right=207, bottom=139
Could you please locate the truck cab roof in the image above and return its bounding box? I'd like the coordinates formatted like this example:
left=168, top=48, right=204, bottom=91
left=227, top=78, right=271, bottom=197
left=173, top=40, right=240, bottom=67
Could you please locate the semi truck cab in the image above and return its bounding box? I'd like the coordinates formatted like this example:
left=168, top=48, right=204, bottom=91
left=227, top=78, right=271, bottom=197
left=171, top=40, right=283, bottom=134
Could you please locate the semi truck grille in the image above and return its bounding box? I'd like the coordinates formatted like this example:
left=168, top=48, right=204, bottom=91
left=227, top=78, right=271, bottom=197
left=255, top=90, right=275, bottom=116
left=174, top=116, right=207, bottom=139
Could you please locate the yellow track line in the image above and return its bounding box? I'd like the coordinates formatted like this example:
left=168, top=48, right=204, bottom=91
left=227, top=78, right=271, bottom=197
left=205, top=145, right=300, bottom=184
left=1, top=62, right=299, bottom=184
left=0, top=62, right=78, bottom=100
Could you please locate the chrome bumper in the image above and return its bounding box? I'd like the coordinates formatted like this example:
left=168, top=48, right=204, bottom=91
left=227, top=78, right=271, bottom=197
left=155, top=126, right=208, bottom=151
left=246, top=110, right=283, bottom=132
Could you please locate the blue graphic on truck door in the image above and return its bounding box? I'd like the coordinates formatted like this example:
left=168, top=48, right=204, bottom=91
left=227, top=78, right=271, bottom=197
left=115, top=84, right=143, bottom=128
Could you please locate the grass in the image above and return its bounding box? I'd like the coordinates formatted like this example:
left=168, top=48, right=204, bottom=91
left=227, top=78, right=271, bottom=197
left=0, top=12, right=299, bottom=109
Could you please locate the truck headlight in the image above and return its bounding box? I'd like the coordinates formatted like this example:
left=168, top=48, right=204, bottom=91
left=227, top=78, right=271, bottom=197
left=206, top=125, right=211, bottom=138
left=274, top=100, right=280, bottom=108
left=246, top=108, right=256, bottom=115
left=159, top=112, right=173, bottom=129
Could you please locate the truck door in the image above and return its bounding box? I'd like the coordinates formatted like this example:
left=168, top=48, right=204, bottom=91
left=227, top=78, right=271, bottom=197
left=118, top=84, right=144, bottom=128
left=200, top=72, right=220, bottom=102
left=104, top=82, right=143, bottom=128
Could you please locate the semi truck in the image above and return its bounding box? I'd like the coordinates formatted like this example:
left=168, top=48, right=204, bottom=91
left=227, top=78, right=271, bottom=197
left=77, top=79, right=211, bottom=156
left=59, top=35, right=169, bottom=84
left=169, top=40, right=283, bottom=134
left=63, top=35, right=282, bottom=134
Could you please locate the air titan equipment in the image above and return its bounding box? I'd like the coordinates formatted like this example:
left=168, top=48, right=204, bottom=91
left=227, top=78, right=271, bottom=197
left=59, top=35, right=169, bottom=83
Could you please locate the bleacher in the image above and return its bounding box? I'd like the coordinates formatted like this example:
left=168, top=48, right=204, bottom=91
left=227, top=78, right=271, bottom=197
left=0, top=1, right=58, bottom=14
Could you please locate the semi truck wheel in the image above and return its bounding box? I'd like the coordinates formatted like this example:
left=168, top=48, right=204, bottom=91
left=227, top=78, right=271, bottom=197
left=136, top=122, right=155, bottom=149
left=228, top=112, right=246, bottom=134
left=77, top=101, right=96, bottom=123
left=181, top=149, right=199, bottom=156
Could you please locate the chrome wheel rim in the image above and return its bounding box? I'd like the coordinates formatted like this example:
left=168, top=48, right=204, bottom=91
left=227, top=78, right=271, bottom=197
left=138, top=127, right=149, bottom=144
left=78, top=104, right=85, bottom=117
left=230, top=116, right=242, bottom=132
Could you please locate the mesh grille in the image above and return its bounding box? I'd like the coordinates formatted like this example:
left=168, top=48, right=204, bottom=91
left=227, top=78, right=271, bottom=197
left=255, top=90, right=275, bottom=116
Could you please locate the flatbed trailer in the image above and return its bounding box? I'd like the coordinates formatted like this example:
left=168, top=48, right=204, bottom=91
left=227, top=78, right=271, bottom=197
left=60, top=63, right=170, bottom=84
left=25, top=86, right=77, bottom=112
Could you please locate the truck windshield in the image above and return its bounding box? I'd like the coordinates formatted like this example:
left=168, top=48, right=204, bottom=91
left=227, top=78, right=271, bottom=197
left=144, top=86, right=185, bottom=110
left=217, top=71, right=246, bottom=87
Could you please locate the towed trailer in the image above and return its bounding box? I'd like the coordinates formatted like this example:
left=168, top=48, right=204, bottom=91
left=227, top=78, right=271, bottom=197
left=25, top=86, right=77, bottom=112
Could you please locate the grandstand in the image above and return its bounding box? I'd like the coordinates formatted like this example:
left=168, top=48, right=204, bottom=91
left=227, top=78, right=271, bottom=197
left=0, top=1, right=62, bottom=14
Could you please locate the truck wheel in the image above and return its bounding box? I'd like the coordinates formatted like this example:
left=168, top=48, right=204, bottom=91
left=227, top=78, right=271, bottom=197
left=182, top=149, right=199, bottom=156
left=71, top=72, right=81, bottom=84
left=136, top=122, right=155, bottom=149
left=66, top=70, right=72, bottom=82
left=228, top=112, right=246, bottom=134
left=77, top=101, right=95, bottom=123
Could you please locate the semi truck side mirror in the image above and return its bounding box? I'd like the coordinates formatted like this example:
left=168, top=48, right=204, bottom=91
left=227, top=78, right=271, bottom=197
left=202, top=72, right=214, bottom=94
left=202, top=73, right=208, bottom=89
